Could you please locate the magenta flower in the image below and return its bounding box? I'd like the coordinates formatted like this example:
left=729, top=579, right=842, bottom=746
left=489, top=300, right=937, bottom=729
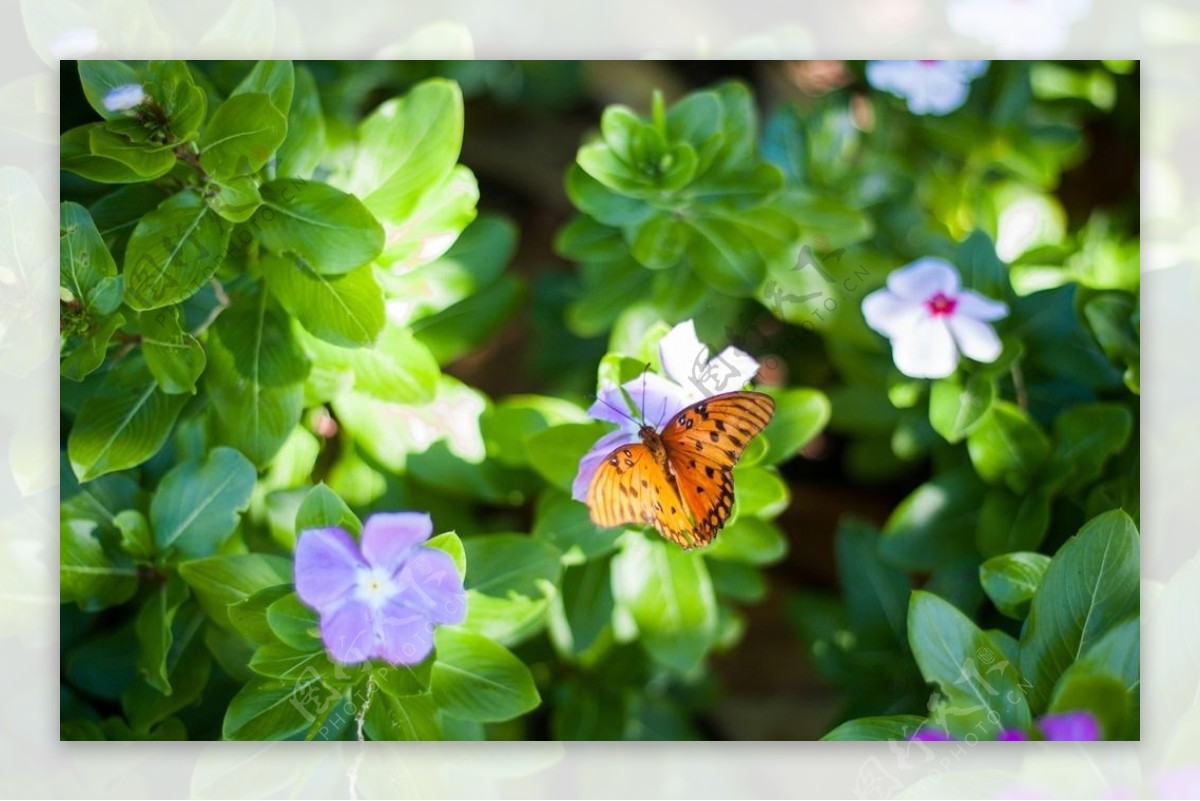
left=294, top=512, right=466, bottom=665
left=862, top=257, right=1008, bottom=379
left=1038, top=711, right=1101, bottom=741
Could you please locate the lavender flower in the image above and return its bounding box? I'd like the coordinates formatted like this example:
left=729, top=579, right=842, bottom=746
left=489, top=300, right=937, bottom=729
left=294, top=512, right=466, bottom=665
left=865, top=60, right=988, bottom=115
left=102, top=83, right=147, bottom=112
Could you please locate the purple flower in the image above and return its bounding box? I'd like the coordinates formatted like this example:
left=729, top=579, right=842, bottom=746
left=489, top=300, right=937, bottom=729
left=294, top=512, right=466, bottom=665
left=102, top=83, right=147, bottom=112
left=997, top=728, right=1030, bottom=741
left=1038, top=711, right=1101, bottom=741
left=910, top=727, right=955, bottom=741
left=861, top=257, right=1008, bottom=379
left=571, top=319, right=760, bottom=502
left=866, top=60, right=988, bottom=115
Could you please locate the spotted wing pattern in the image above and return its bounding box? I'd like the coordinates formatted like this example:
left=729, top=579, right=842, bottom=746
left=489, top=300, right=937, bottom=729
left=659, top=391, right=776, bottom=547
left=585, top=442, right=699, bottom=548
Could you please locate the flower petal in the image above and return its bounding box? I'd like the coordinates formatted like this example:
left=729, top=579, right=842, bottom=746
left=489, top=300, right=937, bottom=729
left=586, top=381, right=641, bottom=427
left=910, top=728, right=955, bottom=741
left=373, top=602, right=436, bottom=665
left=948, top=314, right=1003, bottom=364
left=319, top=599, right=374, bottom=664
left=703, top=345, right=760, bottom=394
left=294, top=527, right=366, bottom=611
left=892, top=317, right=959, bottom=379
left=361, top=512, right=433, bottom=575
left=658, top=319, right=710, bottom=387
left=886, top=257, right=960, bottom=302
left=905, top=68, right=972, bottom=115
left=996, top=728, right=1029, bottom=741
left=393, top=547, right=467, bottom=625
left=956, top=289, right=1009, bottom=321
left=862, top=288, right=925, bottom=339
left=623, top=371, right=693, bottom=429
left=1038, top=711, right=1101, bottom=741
left=572, top=429, right=637, bottom=502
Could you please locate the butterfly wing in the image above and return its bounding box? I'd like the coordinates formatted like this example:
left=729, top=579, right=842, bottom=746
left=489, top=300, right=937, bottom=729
left=659, top=391, right=776, bottom=546
left=586, top=441, right=701, bottom=549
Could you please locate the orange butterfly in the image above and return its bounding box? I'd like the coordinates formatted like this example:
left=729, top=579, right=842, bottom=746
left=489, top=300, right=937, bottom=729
left=586, top=391, right=776, bottom=549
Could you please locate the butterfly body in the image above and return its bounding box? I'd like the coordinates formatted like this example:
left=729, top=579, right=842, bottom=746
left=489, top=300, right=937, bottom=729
left=587, top=391, right=775, bottom=549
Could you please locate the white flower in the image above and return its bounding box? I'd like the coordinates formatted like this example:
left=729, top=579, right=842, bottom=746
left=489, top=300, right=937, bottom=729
left=571, top=319, right=760, bottom=501
left=50, top=28, right=103, bottom=61
left=862, top=257, right=1008, bottom=379
left=866, top=60, right=988, bottom=115
left=102, top=84, right=146, bottom=112
left=948, top=0, right=1091, bottom=56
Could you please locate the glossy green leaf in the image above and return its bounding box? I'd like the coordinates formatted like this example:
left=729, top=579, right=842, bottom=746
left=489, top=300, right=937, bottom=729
left=138, top=306, right=206, bottom=394
left=295, top=483, right=362, bottom=537
left=150, top=447, right=256, bottom=560
left=907, top=590, right=1032, bottom=737
left=178, top=553, right=293, bottom=630
left=302, top=322, right=437, bottom=403
left=230, top=60, right=294, bottom=116
left=61, top=312, right=125, bottom=382
left=222, top=677, right=318, bottom=740
left=77, top=61, right=142, bottom=120
left=1018, top=510, right=1139, bottom=711
left=966, top=400, right=1050, bottom=492
left=430, top=627, right=540, bottom=722
left=199, top=93, right=287, bottom=179
left=277, top=66, right=325, bottom=179
left=705, top=516, right=787, bottom=565
left=611, top=533, right=718, bottom=672
left=929, top=373, right=996, bottom=443
left=880, top=469, right=985, bottom=570
left=834, top=518, right=911, bottom=644
left=526, top=422, right=610, bottom=494
left=115, top=509, right=154, bottom=561
left=550, top=555, right=615, bottom=656
left=67, top=359, right=189, bottom=481
left=60, top=519, right=138, bottom=609
left=1045, top=403, right=1133, bottom=494
left=462, top=534, right=562, bottom=600
left=263, top=255, right=384, bottom=347
left=144, top=60, right=206, bottom=140
left=134, top=575, right=190, bottom=694
left=975, top=485, right=1053, bottom=557
left=206, top=175, right=262, bottom=223
left=253, top=179, right=384, bottom=275
left=532, top=489, right=624, bottom=564
left=363, top=691, right=442, bottom=741
left=60, top=202, right=123, bottom=315
left=228, top=584, right=292, bottom=645
left=979, top=551, right=1051, bottom=620
left=759, top=388, right=831, bottom=465
left=265, top=593, right=322, bottom=652
left=123, top=190, right=230, bottom=311
left=820, top=715, right=929, bottom=742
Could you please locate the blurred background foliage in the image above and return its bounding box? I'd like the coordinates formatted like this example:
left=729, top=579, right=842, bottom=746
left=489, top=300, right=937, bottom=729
left=60, top=60, right=1139, bottom=740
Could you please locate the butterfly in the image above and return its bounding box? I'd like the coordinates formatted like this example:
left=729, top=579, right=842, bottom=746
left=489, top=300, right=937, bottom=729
left=586, top=390, right=776, bottom=549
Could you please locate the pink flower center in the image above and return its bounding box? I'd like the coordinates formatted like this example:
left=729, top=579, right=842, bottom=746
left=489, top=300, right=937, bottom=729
left=925, top=291, right=957, bottom=318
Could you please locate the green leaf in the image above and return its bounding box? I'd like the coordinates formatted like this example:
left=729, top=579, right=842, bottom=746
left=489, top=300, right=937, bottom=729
left=253, top=179, right=384, bottom=275
left=704, top=517, right=787, bottom=565
left=1061, top=615, right=1139, bottom=738
left=206, top=175, right=262, bottom=223
left=966, top=400, right=1050, bottom=492
left=67, top=359, right=189, bottom=481
left=461, top=591, right=549, bottom=648
left=372, top=656, right=434, bottom=699
left=266, top=593, right=322, bottom=652
left=61, top=313, right=125, bottom=382
left=144, top=60, right=206, bottom=140
left=834, top=518, right=911, bottom=644
left=351, top=79, right=464, bottom=224
left=1046, top=670, right=1130, bottom=740
left=956, top=229, right=1008, bottom=298
left=178, top=553, right=293, bottom=630
left=115, top=508, right=154, bottom=560
left=375, top=165, right=479, bottom=269
left=980, top=552, right=1051, bottom=620
left=880, top=469, right=985, bottom=570
left=820, top=715, right=928, bottom=742
left=481, top=394, right=589, bottom=468
left=532, top=489, right=623, bottom=564
left=264, top=255, right=384, bottom=347
left=730, top=465, right=790, bottom=518
left=1018, top=510, right=1140, bottom=711
left=77, top=61, right=142, bottom=120
left=205, top=284, right=310, bottom=465
left=1045, top=403, right=1133, bottom=494
left=277, top=66, right=325, bottom=179
left=60, top=202, right=122, bottom=315
left=929, top=373, right=996, bottom=443
left=296, top=483, right=362, bottom=537
left=230, top=60, right=294, bottom=116
left=549, top=555, right=615, bottom=657
left=363, top=691, right=442, bottom=740
left=430, top=627, right=541, bottom=722
left=134, top=575, right=190, bottom=694
left=150, top=447, right=256, bottom=560
left=61, top=125, right=158, bottom=184
left=198, top=93, right=287, bottom=180
left=975, top=485, right=1053, bottom=557
left=684, top=204, right=793, bottom=297
left=411, top=274, right=523, bottom=364
left=526, top=422, right=611, bottom=494
left=122, top=615, right=211, bottom=732
left=462, top=534, right=562, bottom=600
left=138, top=306, right=206, bottom=394
left=302, top=322, right=438, bottom=403
left=248, top=642, right=335, bottom=681
left=426, top=531, right=467, bottom=579
left=611, top=533, right=718, bottom=672
left=907, top=591, right=1032, bottom=738
left=222, top=677, right=318, bottom=740
left=759, top=388, right=830, bottom=465
left=228, top=584, right=292, bottom=645
left=60, top=519, right=138, bottom=609
left=87, top=123, right=177, bottom=178
left=123, top=190, right=231, bottom=311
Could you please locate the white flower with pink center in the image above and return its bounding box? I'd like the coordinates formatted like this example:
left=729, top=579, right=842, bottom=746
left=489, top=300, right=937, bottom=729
left=862, top=257, right=1008, bottom=379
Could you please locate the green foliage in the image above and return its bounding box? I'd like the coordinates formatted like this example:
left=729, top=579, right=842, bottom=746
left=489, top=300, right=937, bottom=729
left=60, top=59, right=1138, bottom=743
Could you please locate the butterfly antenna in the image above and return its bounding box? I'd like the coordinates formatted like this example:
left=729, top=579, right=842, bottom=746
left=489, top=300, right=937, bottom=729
left=591, top=392, right=638, bottom=426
